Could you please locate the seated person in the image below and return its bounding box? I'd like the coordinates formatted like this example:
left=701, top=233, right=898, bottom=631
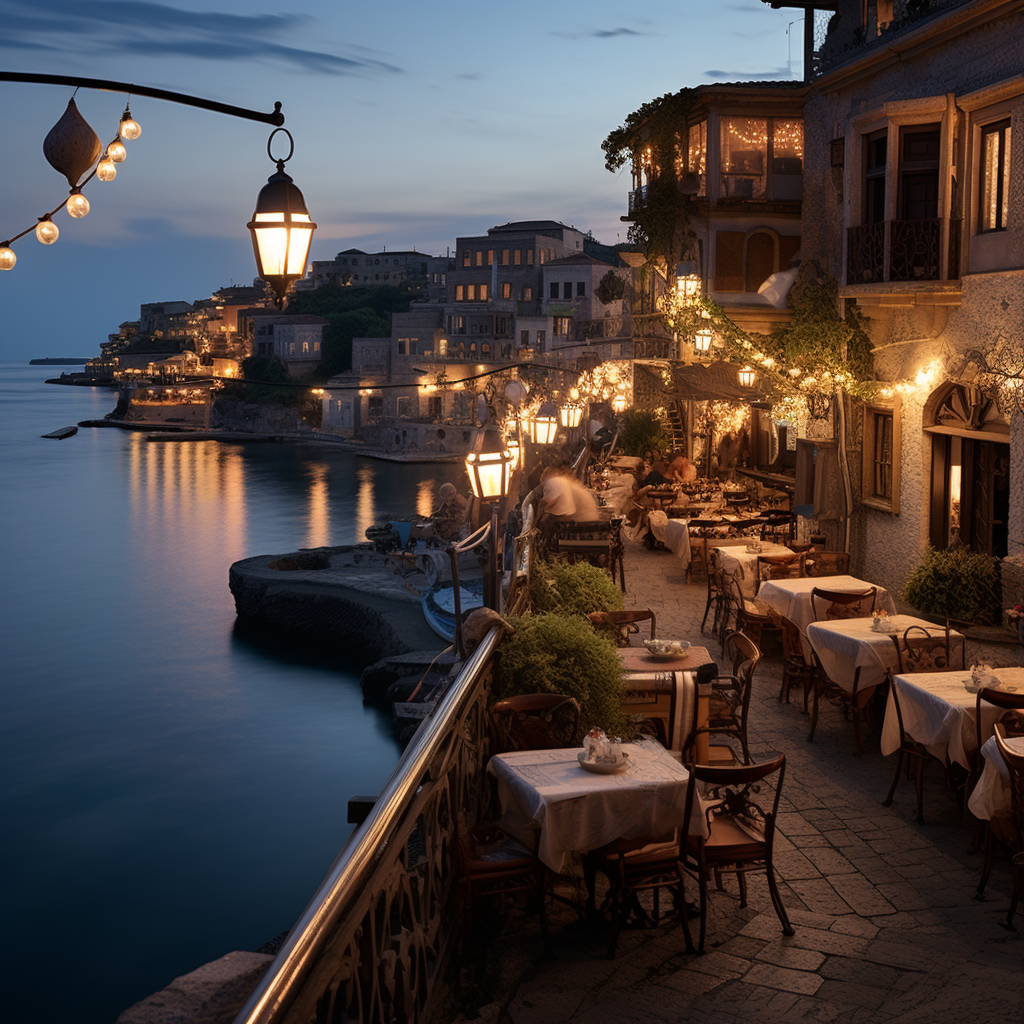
left=675, top=455, right=698, bottom=484
left=432, top=482, right=470, bottom=541
left=641, top=458, right=673, bottom=487
left=537, top=465, right=600, bottom=543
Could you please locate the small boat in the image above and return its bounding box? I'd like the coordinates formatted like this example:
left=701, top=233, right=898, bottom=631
left=421, top=578, right=484, bottom=642
left=41, top=425, right=78, bottom=439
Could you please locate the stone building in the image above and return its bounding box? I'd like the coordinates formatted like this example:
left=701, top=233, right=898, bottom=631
left=249, top=313, right=330, bottom=381
left=796, top=0, right=1023, bottom=602
left=302, top=248, right=452, bottom=302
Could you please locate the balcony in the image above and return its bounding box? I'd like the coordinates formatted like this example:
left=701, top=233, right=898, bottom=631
left=627, top=186, right=649, bottom=217
left=847, top=219, right=961, bottom=285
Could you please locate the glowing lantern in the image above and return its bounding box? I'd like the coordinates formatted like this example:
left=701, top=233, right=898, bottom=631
left=465, top=424, right=513, bottom=500
left=738, top=366, right=757, bottom=388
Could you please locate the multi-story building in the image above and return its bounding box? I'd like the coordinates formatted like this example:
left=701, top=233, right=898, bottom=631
left=192, top=283, right=273, bottom=360
left=302, top=248, right=453, bottom=302
left=793, top=0, right=1023, bottom=598
left=248, top=313, right=330, bottom=381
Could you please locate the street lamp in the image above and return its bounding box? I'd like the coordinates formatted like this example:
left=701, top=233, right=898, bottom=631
left=465, top=423, right=513, bottom=502
left=560, top=387, right=584, bottom=429
left=248, top=128, right=317, bottom=307
left=675, top=260, right=701, bottom=304
left=528, top=400, right=559, bottom=444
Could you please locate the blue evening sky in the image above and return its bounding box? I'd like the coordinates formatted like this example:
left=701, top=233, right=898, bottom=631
left=0, top=0, right=801, bottom=360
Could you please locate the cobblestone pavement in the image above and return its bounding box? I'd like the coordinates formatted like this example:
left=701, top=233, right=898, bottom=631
left=459, top=544, right=1024, bottom=1024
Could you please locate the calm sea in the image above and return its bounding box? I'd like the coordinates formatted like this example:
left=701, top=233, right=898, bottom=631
left=0, top=363, right=465, bottom=1024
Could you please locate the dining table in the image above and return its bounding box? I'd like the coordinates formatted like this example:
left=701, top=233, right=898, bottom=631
left=967, top=732, right=1024, bottom=826
left=488, top=738, right=708, bottom=873
left=757, top=575, right=896, bottom=635
left=880, top=666, right=1024, bottom=769
left=807, top=615, right=959, bottom=699
left=711, top=541, right=794, bottom=597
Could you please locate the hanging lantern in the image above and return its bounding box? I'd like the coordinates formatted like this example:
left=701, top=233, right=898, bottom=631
left=505, top=434, right=523, bottom=472
left=612, top=392, right=628, bottom=414
left=694, top=326, right=713, bottom=355
left=528, top=400, right=559, bottom=444
left=119, top=106, right=142, bottom=141
left=559, top=398, right=583, bottom=429
left=465, top=424, right=513, bottom=501
left=43, top=98, right=102, bottom=188
left=248, top=128, right=317, bottom=306
left=675, top=260, right=701, bottom=304
left=738, top=366, right=756, bottom=388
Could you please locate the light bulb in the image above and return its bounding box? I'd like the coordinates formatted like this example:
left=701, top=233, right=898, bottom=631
left=120, top=113, right=141, bottom=141
left=97, top=158, right=117, bottom=182
left=66, top=191, right=90, bottom=218
left=107, top=139, right=127, bottom=163
left=36, top=218, right=59, bottom=245
left=0, top=246, right=16, bottom=271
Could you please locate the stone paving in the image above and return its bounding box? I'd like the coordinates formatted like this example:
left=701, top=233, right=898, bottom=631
left=458, top=543, right=1024, bottom=1024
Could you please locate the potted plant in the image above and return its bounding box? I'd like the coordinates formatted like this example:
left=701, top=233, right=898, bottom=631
left=902, top=546, right=1001, bottom=625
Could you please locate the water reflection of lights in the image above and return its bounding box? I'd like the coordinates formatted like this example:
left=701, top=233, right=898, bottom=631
left=417, top=479, right=435, bottom=519
left=355, top=462, right=377, bottom=540
left=305, top=463, right=330, bottom=549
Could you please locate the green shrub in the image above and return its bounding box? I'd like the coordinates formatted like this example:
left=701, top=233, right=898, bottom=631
left=529, top=558, right=624, bottom=616
left=617, top=408, right=670, bottom=458
left=496, top=613, right=631, bottom=737
left=902, top=546, right=1001, bottom=624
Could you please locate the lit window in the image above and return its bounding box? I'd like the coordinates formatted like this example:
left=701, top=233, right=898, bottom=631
left=475, top=251, right=484, bottom=266
left=456, top=285, right=465, bottom=301
left=467, top=284, right=476, bottom=300
left=979, top=119, right=1011, bottom=232
left=487, top=249, right=493, bottom=265
left=479, top=284, right=488, bottom=300
left=514, top=249, right=521, bottom=265
left=462, top=251, right=470, bottom=267
left=526, top=249, right=534, bottom=264
left=522, top=286, right=533, bottom=301
left=302, top=341, right=309, bottom=353
left=502, top=249, right=509, bottom=265
left=720, top=117, right=767, bottom=198
left=501, top=282, right=511, bottom=299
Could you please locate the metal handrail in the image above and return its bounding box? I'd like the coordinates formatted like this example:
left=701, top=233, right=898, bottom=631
left=233, top=626, right=503, bottom=1024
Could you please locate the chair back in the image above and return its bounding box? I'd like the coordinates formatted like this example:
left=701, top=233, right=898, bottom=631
left=755, top=553, right=805, bottom=593
left=994, top=724, right=1024, bottom=848
left=976, top=687, right=1024, bottom=765
left=810, top=586, right=877, bottom=621
left=588, top=608, right=656, bottom=647
left=890, top=625, right=961, bottom=674
left=684, top=753, right=786, bottom=849
left=491, top=693, right=581, bottom=752
left=804, top=551, right=851, bottom=577
left=778, top=615, right=805, bottom=662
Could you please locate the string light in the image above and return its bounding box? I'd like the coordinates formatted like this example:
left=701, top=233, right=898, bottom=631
left=35, top=217, right=59, bottom=245
left=65, top=188, right=90, bottom=219
left=107, top=138, right=127, bottom=163
left=119, top=106, right=142, bottom=141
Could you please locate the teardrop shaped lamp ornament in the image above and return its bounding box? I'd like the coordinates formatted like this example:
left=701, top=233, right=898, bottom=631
left=43, top=98, right=102, bottom=187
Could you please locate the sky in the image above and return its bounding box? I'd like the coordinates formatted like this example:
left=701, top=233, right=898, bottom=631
left=0, top=0, right=805, bottom=360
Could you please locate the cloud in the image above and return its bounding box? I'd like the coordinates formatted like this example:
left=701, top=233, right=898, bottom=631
left=0, top=0, right=403, bottom=76
left=704, top=67, right=794, bottom=81
left=455, top=72, right=483, bottom=81
left=551, top=25, right=648, bottom=40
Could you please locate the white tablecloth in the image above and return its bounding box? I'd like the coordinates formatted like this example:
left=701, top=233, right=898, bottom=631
left=757, top=575, right=895, bottom=635
left=648, top=510, right=691, bottom=568
left=880, top=667, right=1024, bottom=769
left=712, top=542, right=793, bottom=597
left=488, top=740, right=707, bottom=872
left=968, top=733, right=1024, bottom=821
left=807, top=615, right=953, bottom=699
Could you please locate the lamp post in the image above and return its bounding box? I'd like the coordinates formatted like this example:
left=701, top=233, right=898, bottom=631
left=464, top=423, right=514, bottom=611
left=248, top=128, right=317, bottom=307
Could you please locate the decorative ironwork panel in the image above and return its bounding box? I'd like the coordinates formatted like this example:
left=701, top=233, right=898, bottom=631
left=947, top=218, right=961, bottom=280
left=846, top=223, right=884, bottom=284
left=889, top=218, right=940, bottom=281
left=628, top=186, right=649, bottom=217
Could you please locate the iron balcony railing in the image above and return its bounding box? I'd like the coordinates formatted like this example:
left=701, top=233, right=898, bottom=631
left=846, top=218, right=960, bottom=285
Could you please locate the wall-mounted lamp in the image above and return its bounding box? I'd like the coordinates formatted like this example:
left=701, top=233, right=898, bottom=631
left=675, top=260, right=701, bottom=304
left=694, top=326, right=714, bottom=355
left=738, top=366, right=756, bottom=389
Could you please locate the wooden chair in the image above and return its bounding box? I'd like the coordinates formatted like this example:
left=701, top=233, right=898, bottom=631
left=804, top=551, right=851, bottom=577
left=681, top=753, right=793, bottom=952
left=759, top=512, right=795, bottom=544
left=458, top=823, right=550, bottom=955
left=588, top=609, right=656, bottom=647
left=776, top=613, right=815, bottom=708
left=687, top=630, right=759, bottom=766
left=810, top=586, right=877, bottom=621
left=491, top=693, right=582, bottom=753
left=700, top=550, right=730, bottom=638
left=881, top=680, right=932, bottom=823
left=993, top=724, right=1024, bottom=930
left=754, top=552, right=805, bottom=594
left=889, top=624, right=965, bottom=675
left=723, top=575, right=774, bottom=651
left=549, top=519, right=625, bottom=592
left=973, top=692, right=1024, bottom=900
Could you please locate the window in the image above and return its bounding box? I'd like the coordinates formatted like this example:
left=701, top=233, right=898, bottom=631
left=289, top=343, right=295, bottom=355
left=466, top=284, right=476, bottom=300
left=501, top=282, right=511, bottom=299
left=314, top=341, right=320, bottom=352
left=514, top=249, right=521, bottom=265
left=494, top=317, right=507, bottom=335
left=522, top=286, right=533, bottom=301
left=368, top=396, right=384, bottom=422
left=864, top=129, right=887, bottom=224
left=861, top=399, right=901, bottom=513
left=462, top=251, right=470, bottom=267
left=397, top=396, right=412, bottom=418
left=502, top=249, right=509, bottom=265
left=688, top=120, right=707, bottom=195
left=455, top=285, right=465, bottom=301
left=898, top=124, right=940, bottom=220
left=487, top=249, right=494, bottom=265
left=479, top=284, right=488, bottom=301
left=576, top=281, right=586, bottom=297
left=427, top=396, right=443, bottom=420
left=475, top=251, right=483, bottom=266
left=553, top=316, right=572, bottom=336
left=536, top=329, right=546, bottom=350
left=526, top=249, right=534, bottom=264
left=302, top=341, right=309, bottom=353
left=720, top=117, right=767, bottom=198
left=438, top=338, right=448, bottom=355
left=979, top=119, right=1011, bottom=232
left=549, top=282, right=559, bottom=299
left=397, top=339, right=409, bottom=355
left=563, top=282, right=573, bottom=300
left=521, top=330, right=529, bottom=346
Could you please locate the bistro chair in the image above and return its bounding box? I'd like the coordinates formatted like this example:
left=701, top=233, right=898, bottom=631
left=491, top=694, right=582, bottom=753
left=775, top=612, right=815, bottom=708
left=458, top=823, right=551, bottom=956
left=687, top=517, right=724, bottom=580
left=588, top=608, right=656, bottom=647
left=889, top=624, right=964, bottom=675
left=881, top=681, right=932, bottom=823
left=722, top=575, right=774, bottom=651
left=759, top=512, right=795, bottom=544
left=804, top=551, right=851, bottom=577
left=755, top=552, right=805, bottom=594
left=805, top=648, right=875, bottom=756
left=549, top=519, right=626, bottom=592
left=972, top=692, right=1024, bottom=900
left=993, top=724, right=1024, bottom=930
left=684, top=630, right=760, bottom=766
left=680, top=753, right=794, bottom=953
left=700, top=550, right=730, bottom=638
left=810, top=586, right=877, bottom=622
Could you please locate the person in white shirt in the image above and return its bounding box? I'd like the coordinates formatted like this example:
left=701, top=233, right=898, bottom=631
left=538, top=465, right=600, bottom=543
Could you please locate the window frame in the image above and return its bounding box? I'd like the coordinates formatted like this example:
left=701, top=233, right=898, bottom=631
left=861, top=397, right=901, bottom=514
left=978, top=117, right=1011, bottom=233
